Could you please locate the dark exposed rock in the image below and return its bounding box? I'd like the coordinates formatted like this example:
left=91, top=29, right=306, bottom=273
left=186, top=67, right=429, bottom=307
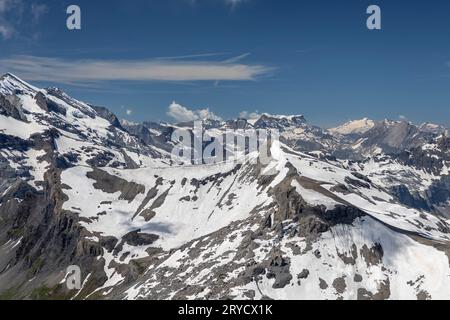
left=313, top=249, right=321, bottom=259
left=390, top=185, right=430, bottom=211
left=0, top=159, right=108, bottom=299
left=225, top=118, right=252, bottom=130
left=55, top=153, right=79, bottom=170
left=396, top=147, right=444, bottom=175
left=321, top=206, right=365, bottom=226
left=86, top=168, right=145, bottom=202
left=332, top=277, right=347, bottom=295
left=251, top=265, right=266, bottom=277
left=0, top=134, right=31, bottom=151
left=357, top=279, right=391, bottom=300
left=0, top=93, right=26, bottom=121
left=427, top=175, right=450, bottom=210
left=122, top=230, right=159, bottom=246
left=357, top=288, right=372, bottom=300
left=254, top=114, right=306, bottom=130
left=35, top=92, right=67, bottom=116
left=360, top=120, right=431, bottom=155
left=416, top=290, right=431, bottom=300
left=351, top=172, right=372, bottom=183
left=297, top=214, right=330, bottom=239
left=354, top=274, right=363, bottom=283
left=265, top=254, right=292, bottom=289
left=337, top=244, right=358, bottom=265
left=46, top=87, right=96, bottom=119
left=330, top=184, right=351, bottom=195
left=99, top=236, right=119, bottom=252
left=360, top=243, right=384, bottom=267
left=345, top=176, right=371, bottom=189
left=319, top=278, right=328, bottom=290
left=86, top=151, right=116, bottom=168
left=90, top=105, right=123, bottom=129
left=272, top=272, right=293, bottom=289
left=297, top=269, right=309, bottom=279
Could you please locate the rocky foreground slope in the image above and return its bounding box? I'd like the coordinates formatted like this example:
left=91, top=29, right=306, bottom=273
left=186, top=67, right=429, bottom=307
left=0, top=73, right=450, bottom=300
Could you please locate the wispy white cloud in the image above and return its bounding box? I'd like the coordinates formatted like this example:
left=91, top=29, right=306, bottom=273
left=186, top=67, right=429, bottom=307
left=167, top=101, right=222, bottom=122
left=187, top=0, right=249, bottom=9
left=154, top=52, right=228, bottom=61
left=225, top=0, right=247, bottom=7
left=0, top=55, right=272, bottom=84
left=0, top=0, right=20, bottom=12
left=0, top=0, right=47, bottom=40
left=31, top=3, right=48, bottom=23
left=223, top=52, right=251, bottom=64
left=120, top=106, right=134, bottom=116
left=0, top=24, right=13, bottom=39
left=0, top=0, right=21, bottom=39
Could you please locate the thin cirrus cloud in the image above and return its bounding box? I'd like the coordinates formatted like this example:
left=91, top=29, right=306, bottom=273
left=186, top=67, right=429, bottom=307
left=0, top=0, right=48, bottom=39
left=31, top=3, right=48, bottom=23
left=225, top=0, right=246, bottom=6
left=0, top=55, right=272, bottom=85
left=188, top=0, right=248, bottom=8
left=0, top=24, right=12, bottom=39
left=0, top=0, right=19, bottom=39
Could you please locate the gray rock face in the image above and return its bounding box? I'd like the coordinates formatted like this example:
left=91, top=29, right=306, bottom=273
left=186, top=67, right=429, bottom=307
left=0, top=131, right=106, bottom=299
left=90, top=105, right=123, bottom=129
left=0, top=93, right=26, bottom=121
left=120, top=121, right=174, bottom=153
left=266, top=255, right=292, bottom=289
left=390, top=185, right=430, bottom=211
left=86, top=168, right=145, bottom=202
left=35, top=92, right=67, bottom=116
left=122, top=230, right=159, bottom=246
left=254, top=114, right=307, bottom=130
left=328, top=119, right=446, bottom=160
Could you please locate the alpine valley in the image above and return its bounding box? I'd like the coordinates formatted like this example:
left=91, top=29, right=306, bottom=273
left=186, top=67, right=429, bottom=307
left=1, top=73, right=450, bottom=300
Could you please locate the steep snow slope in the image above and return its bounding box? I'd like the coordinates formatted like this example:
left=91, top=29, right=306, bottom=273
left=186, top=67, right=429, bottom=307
left=115, top=144, right=450, bottom=300
left=54, top=140, right=450, bottom=299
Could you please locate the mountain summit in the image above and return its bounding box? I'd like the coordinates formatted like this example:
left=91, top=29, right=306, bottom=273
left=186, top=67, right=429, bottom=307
left=329, top=118, right=375, bottom=135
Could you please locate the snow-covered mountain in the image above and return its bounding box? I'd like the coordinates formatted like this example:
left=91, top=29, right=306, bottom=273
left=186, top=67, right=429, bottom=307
left=329, top=118, right=375, bottom=136
left=1, top=74, right=450, bottom=300
left=328, top=119, right=446, bottom=160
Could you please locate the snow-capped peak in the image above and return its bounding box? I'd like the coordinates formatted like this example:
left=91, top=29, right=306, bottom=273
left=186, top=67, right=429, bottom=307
left=0, top=73, right=39, bottom=96
left=329, top=118, right=375, bottom=135
left=253, top=113, right=307, bottom=130
left=120, top=119, right=140, bottom=127
left=419, top=122, right=446, bottom=134
left=259, top=113, right=305, bottom=121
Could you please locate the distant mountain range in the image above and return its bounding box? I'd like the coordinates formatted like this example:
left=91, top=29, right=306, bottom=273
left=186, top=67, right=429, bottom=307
left=1, top=73, right=449, bottom=300
left=121, top=108, right=448, bottom=161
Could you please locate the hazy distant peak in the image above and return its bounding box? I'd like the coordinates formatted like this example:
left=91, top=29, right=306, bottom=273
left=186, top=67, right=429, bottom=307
left=329, top=118, right=375, bottom=135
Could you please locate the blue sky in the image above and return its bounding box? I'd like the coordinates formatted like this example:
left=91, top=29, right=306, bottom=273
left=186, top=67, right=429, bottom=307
left=1, top=0, right=450, bottom=127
